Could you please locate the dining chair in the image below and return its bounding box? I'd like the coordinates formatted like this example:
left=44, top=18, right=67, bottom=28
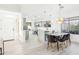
left=58, top=35, right=66, bottom=50
left=47, top=35, right=58, bottom=51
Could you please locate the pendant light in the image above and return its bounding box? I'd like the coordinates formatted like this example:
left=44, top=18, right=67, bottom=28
left=56, top=4, right=64, bottom=24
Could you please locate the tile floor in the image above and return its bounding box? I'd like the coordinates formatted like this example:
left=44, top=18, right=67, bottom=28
left=3, top=32, right=79, bottom=55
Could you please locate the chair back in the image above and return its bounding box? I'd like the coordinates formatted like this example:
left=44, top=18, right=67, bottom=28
left=48, top=35, right=57, bottom=43
left=58, top=35, right=66, bottom=42
left=65, top=34, right=70, bottom=40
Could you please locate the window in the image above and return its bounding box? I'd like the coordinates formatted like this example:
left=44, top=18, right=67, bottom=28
left=62, top=16, right=79, bottom=34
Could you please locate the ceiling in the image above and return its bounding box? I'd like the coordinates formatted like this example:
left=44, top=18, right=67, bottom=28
left=0, top=4, right=79, bottom=20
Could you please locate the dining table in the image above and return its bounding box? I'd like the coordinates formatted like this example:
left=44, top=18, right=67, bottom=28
left=47, top=32, right=69, bottom=36
left=47, top=32, right=70, bottom=51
